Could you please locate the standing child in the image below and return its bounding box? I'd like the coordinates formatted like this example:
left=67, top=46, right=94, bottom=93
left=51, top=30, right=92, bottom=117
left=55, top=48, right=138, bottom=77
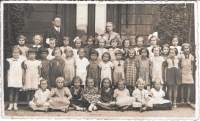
left=113, top=50, right=124, bottom=87
left=73, top=37, right=82, bottom=59
left=75, top=48, right=90, bottom=86
left=70, top=76, right=88, bottom=111
left=29, top=79, right=50, bottom=111
left=150, top=45, right=164, bottom=84
left=98, top=52, right=114, bottom=86
left=170, top=37, right=182, bottom=57
left=87, top=49, right=100, bottom=88
left=32, top=35, right=43, bottom=60
left=24, top=48, right=42, bottom=106
left=95, top=37, right=108, bottom=62
left=161, top=44, right=170, bottom=93
left=97, top=78, right=115, bottom=110
left=180, top=43, right=194, bottom=104
left=6, top=46, right=25, bottom=110
left=63, top=46, right=75, bottom=86
left=84, top=36, right=95, bottom=59
left=61, top=36, right=70, bottom=59
left=165, top=48, right=181, bottom=108
left=147, top=33, right=159, bottom=58
left=108, top=38, right=121, bottom=62
left=113, top=79, right=136, bottom=111
left=46, top=38, right=56, bottom=60
left=83, top=78, right=100, bottom=112
left=49, top=47, right=65, bottom=88
left=124, top=49, right=138, bottom=95
left=121, top=39, right=131, bottom=60
left=16, top=35, right=29, bottom=58
left=39, top=48, right=50, bottom=87
left=48, top=77, right=72, bottom=113
left=138, top=48, right=151, bottom=91
left=148, top=79, right=171, bottom=109
left=134, top=36, right=144, bottom=55
left=132, top=78, right=152, bottom=112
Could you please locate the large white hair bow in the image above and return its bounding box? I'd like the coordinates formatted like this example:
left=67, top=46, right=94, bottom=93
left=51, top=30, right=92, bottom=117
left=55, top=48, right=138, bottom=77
left=148, top=32, right=158, bottom=40
left=73, top=37, right=79, bottom=43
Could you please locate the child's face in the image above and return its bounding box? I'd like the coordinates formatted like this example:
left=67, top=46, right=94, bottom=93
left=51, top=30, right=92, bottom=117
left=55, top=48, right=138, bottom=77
left=49, top=40, right=56, bottom=49
left=153, top=47, right=160, bottom=56
left=138, top=81, right=145, bottom=90
left=124, top=41, right=130, bottom=48
left=99, top=40, right=105, bottom=48
left=150, top=37, right=157, bottom=46
left=12, top=49, right=20, bottom=59
left=103, top=79, right=110, bottom=88
left=169, top=50, right=176, bottom=58
left=40, top=81, right=48, bottom=90
left=111, top=41, right=117, bottom=48
left=74, top=80, right=81, bottom=88
left=116, top=54, right=122, bottom=60
left=75, top=40, right=81, bottom=48
left=102, top=54, right=110, bottom=62
left=63, top=39, right=69, bottom=46
left=57, top=79, right=64, bottom=88
left=28, top=52, right=36, bottom=60
left=87, top=39, right=93, bottom=47
left=137, top=37, right=143, bottom=47
left=163, top=46, right=169, bottom=55
left=154, top=82, right=161, bottom=90
left=18, top=38, right=25, bottom=45
left=90, top=54, right=97, bottom=61
left=141, top=50, right=147, bottom=58
left=78, top=49, right=85, bottom=58
left=128, top=51, right=135, bottom=58
left=172, top=38, right=178, bottom=46
left=41, top=52, right=48, bottom=59
left=65, top=50, right=73, bottom=57
left=118, top=82, right=125, bottom=90
left=184, top=46, right=190, bottom=53
left=87, top=79, right=94, bottom=88
left=54, top=49, right=61, bottom=58
left=34, top=36, right=41, bottom=45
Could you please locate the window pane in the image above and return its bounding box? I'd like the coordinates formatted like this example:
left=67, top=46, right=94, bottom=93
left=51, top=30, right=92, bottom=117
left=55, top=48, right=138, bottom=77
left=95, top=4, right=107, bottom=36
left=76, top=4, right=88, bottom=43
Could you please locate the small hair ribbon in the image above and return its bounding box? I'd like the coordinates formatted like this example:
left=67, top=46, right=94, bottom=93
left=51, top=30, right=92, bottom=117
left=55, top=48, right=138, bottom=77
left=148, top=32, right=158, bottom=40
left=73, top=37, right=79, bottom=43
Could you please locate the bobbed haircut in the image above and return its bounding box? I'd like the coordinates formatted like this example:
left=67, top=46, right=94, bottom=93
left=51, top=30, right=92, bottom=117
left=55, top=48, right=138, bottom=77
left=138, top=47, right=149, bottom=58
left=169, top=48, right=178, bottom=55
left=39, top=47, right=49, bottom=55
left=127, top=49, right=136, bottom=58
left=86, top=36, right=95, bottom=44
left=116, top=79, right=126, bottom=88
left=102, top=52, right=111, bottom=60
left=52, top=47, right=63, bottom=56
left=101, top=77, right=112, bottom=88
left=109, top=37, right=118, bottom=45
left=85, top=77, right=95, bottom=87
left=12, top=45, right=22, bottom=55
left=39, top=79, right=48, bottom=87
left=115, top=50, right=122, bottom=56
left=153, top=78, right=162, bottom=86
left=17, top=35, right=27, bottom=43
left=77, top=48, right=86, bottom=54
left=33, top=35, right=43, bottom=42
left=71, top=76, right=83, bottom=86
left=28, top=47, right=37, bottom=54
left=136, top=78, right=146, bottom=87
left=151, top=45, right=161, bottom=53
left=161, top=43, right=170, bottom=51
left=89, top=49, right=99, bottom=58
left=63, top=36, right=70, bottom=41
left=135, top=35, right=144, bottom=44
left=122, top=39, right=132, bottom=46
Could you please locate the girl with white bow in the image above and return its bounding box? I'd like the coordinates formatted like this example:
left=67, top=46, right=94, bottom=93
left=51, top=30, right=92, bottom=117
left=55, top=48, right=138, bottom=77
left=147, top=32, right=159, bottom=58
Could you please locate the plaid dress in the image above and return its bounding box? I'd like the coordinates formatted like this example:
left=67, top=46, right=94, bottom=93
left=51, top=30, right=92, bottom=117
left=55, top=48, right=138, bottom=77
left=40, top=59, right=50, bottom=82
left=124, top=58, right=138, bottom=87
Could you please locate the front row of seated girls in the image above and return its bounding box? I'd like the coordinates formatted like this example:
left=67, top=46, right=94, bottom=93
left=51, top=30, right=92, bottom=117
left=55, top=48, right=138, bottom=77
left=29, top=76, right=171, bottom=113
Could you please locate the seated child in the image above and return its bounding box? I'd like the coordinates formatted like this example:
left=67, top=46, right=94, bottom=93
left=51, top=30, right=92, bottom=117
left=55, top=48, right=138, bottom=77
left=83, top=77, right=100, bottom=112
left=113, top=79, right=136, bottom=111
left=148, top=79, right=171, bottom=109
left=29, top=79, right=50, bottom=111
left=70, top=76, right=88, bottom=111
left=48, top=77, right=72, bottom=113
left=97, top=78, right=115, bottom=110
left=132, top=78, right=152, bottom=112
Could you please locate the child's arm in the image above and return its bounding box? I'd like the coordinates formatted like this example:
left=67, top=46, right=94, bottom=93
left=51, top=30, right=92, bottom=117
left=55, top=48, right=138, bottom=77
left=149, top=60, right=153, bottom=79
left=111, top=67, right=114, bottom=86
left=86, top=65, right=89, bottom=78
left=22, top=69, right=25, bottom=86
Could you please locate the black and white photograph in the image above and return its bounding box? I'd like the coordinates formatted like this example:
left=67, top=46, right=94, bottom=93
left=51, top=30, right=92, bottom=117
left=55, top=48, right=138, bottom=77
left=1, top=1, right=199, bottom=120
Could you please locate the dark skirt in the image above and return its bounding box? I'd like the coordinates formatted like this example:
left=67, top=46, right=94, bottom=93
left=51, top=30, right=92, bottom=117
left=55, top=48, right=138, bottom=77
left=166, top=67, right=181, bottom=85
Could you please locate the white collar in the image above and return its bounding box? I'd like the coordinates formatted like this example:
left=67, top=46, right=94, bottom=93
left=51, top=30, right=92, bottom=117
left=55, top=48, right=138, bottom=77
left=33, top=45, right=41, bottom=48
left=54, top=26, right=60, bottom=30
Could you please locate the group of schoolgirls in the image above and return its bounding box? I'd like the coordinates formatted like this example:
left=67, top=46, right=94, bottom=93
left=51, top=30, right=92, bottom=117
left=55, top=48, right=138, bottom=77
left=6, top=32, right=194, bottom=113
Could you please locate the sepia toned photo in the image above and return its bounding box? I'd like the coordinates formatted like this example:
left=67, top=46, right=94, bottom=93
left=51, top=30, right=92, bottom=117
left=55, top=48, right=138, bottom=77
left=1, top=1, right=199, bottom=120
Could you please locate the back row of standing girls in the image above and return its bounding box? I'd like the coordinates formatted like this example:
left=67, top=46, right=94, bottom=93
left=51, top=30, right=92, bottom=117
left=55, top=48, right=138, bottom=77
left=6, top=33, right=194, bottom=110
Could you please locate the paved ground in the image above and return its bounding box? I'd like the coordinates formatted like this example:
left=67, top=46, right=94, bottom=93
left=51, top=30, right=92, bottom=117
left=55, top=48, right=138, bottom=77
left=2, top=104, right=196, bottom=119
